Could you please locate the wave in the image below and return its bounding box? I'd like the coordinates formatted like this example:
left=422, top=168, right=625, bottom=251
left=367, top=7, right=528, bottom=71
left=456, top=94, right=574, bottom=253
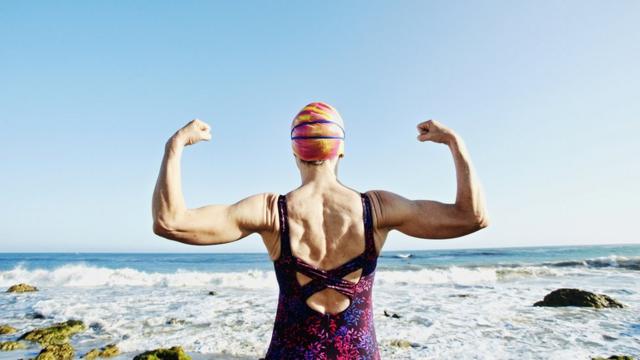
left=543, top=255, right=640, bottom=270
left=0, top=263, right=580, bottom=289
left=0, top=264, right=278, bottom=290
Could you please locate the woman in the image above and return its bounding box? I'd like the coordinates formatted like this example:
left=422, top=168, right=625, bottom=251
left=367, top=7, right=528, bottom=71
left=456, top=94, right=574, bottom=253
left=152, top=102, right=488, bottom=359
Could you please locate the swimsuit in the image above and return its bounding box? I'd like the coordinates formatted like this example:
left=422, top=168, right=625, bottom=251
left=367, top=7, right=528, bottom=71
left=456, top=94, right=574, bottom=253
left=264, top=192, right=381, bottom=359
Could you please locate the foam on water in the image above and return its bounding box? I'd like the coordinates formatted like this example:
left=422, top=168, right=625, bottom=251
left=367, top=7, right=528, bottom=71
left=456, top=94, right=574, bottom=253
left=0, top=261, right=616, bottom=289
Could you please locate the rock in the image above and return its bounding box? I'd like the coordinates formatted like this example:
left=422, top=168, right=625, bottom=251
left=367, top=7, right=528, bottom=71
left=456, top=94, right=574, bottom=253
left=166, top=318, right=186, bottom=326
left=84, top=348, right=101, bottom=359
left=34, top=343, right=75, bottom=360
left=7, top=283, right=38, bottom=293
left=389, top=339, right=415, bottom=348
left=383, top=310, right=401, bottom=319
left=592, top=356, right=635, bottom=360
left=450, top=294, right=472, bottom=298
left=133, top=346, right=192, bottom=360
left=208, top=291, right=217, bottom=296
left=83, top=343, right=120, bottom=359
left=533, top=288, right=625, bottom=308
left=19, top=320, right=86, bottom=346
left=0, top=325, right=17, bottom=335
left=0, top=341, right=27, bottom=351
left=27, top=312, right=46, bottom=319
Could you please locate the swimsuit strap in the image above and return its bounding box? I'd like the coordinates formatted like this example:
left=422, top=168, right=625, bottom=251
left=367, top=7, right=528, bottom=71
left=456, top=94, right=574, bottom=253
left=361, top=192, right=377, bottom=258
left=277, top=194, right=292, bottom=258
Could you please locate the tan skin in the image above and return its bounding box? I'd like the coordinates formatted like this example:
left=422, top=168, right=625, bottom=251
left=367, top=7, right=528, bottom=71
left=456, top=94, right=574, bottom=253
left=152, top=118, right=489, bottom=315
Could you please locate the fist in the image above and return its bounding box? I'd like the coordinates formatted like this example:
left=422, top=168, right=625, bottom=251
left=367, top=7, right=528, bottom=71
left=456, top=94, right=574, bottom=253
left=174, top=119, right=212, bottom=146
left=416, top=119, right=457, bottom=144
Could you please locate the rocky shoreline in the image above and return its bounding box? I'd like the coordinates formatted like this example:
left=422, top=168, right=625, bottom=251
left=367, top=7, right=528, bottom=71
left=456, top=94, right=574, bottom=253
left=1, top=283, right=636, bottom=359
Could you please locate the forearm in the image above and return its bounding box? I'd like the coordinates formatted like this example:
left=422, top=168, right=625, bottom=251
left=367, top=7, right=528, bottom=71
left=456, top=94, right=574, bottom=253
left=152, top=136, right=187, bottom=229
left=448, top=136, right=488, bottom=225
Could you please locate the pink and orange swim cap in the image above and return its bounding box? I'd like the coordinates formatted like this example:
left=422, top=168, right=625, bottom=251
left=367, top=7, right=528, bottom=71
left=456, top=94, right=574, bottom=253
left=291, top=102, right=345, bottom=161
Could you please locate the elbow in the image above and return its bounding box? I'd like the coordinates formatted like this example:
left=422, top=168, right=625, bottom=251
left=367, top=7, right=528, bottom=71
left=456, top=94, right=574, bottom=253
left=475, top=215, right=489, bottom=230
left=459, top=211, right=489, bottom=233
left=152, top=218, right=178, bottom=239
left=471, top=212, right=490, bottom=231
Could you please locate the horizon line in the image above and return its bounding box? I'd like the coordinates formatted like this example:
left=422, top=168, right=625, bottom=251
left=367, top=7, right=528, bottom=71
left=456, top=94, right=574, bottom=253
left=0, top=242, right=637, bottom=254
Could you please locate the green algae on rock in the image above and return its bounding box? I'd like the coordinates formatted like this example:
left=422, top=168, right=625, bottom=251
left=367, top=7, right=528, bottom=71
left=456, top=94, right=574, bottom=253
left=19, top=320, right=86, bottom=346
left=34, top=343, right=75, bottom=360
left=83, top=344, right=120, bottom=359
left=0, top=341, right=27, bottom=351
left=592, top=356, right=635, bottom=360
left=133, top=346, right=192, bottom=360
left=6, top=283, right=38, bottom=293
left=534, top=288, right=624, bottom=308
left=0, top=325, right=17, bottom=335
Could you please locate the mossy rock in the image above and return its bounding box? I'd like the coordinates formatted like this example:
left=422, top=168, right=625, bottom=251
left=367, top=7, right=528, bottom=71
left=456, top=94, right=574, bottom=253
left=0, top=325, right=17, bottom=335
left=534, top=288, right=624, bottom=308
left=0, top=341, right=27, bottom=351
left=133, top=346, right=192, bottom=360
left=389, top=339, right=415, bottom=348
left=592, top=356, right=634, bottom=360
left=19, top=320, right=86, bottom=346
left=34, top=343, right=75, bottom=360
left=83, top=344, right=120, bottom=359
left=6, top=283, right=38, bottom=293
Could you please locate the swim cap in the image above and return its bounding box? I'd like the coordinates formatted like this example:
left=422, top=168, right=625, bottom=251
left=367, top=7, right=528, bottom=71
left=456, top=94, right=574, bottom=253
left=291, top=102, right=345, bottom=161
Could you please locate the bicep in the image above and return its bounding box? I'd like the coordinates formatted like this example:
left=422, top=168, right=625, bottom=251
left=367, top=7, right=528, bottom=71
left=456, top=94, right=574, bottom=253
left=369, top=190, right=479, bottom=239
left=166, top=192, right=278, bottom=245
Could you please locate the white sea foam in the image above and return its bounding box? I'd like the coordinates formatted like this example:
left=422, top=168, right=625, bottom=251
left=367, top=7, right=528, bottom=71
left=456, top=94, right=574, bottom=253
left=0, top=263, right=585, bottom=290
left=1, top=261, right=639, bottom=359
left=0, top=264, right=277, bottom=289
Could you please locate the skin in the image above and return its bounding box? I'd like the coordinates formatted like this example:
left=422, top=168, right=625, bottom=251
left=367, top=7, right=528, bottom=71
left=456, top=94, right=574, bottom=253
left=152, top=118, right=489, bottom=315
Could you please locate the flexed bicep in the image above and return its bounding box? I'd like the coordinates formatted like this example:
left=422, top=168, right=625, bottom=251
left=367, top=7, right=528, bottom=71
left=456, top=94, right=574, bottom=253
left=368, top=190, right=483, bottom=239
left=155, top=192, right=279, bottom=245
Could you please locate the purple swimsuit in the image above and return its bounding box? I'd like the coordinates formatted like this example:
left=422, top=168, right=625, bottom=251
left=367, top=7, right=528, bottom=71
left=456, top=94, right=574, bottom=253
left=264, top=193, right=381, bottom=359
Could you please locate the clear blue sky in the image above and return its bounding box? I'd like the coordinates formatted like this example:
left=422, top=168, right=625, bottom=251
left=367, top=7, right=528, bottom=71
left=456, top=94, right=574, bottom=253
left=1, top=1, right=638, bottom=252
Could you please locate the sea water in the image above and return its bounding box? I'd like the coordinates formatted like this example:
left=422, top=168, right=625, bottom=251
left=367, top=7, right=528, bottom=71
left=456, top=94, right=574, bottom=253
left=0, top=244, right=638, bottom=359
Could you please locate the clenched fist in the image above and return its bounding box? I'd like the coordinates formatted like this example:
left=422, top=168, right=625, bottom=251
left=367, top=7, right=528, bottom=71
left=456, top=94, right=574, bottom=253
left=416, top=120, right=457, bottom=145
left=172, top=119, right=212, bottom=146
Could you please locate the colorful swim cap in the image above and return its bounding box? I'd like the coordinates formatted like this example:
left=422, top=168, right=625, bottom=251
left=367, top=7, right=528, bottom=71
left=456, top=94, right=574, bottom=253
left=291, top=102, right=345, bottom=161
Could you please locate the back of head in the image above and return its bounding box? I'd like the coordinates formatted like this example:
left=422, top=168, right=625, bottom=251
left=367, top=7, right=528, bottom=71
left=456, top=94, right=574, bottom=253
left=291, top=102, right=345, bottom=163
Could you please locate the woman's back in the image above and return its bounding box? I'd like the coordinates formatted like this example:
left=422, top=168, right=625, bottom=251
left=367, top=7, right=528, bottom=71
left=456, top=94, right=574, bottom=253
left=264, top=185, right=382, bottom=359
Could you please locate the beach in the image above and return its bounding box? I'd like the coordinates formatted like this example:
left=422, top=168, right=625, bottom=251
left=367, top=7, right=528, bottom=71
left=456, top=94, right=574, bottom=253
left=1, top=244, right=638, bottom=359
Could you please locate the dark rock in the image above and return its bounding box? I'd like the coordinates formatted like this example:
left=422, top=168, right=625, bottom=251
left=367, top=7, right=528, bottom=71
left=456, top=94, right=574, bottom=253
left=19, top=320, right=86, bottom=346
left=208, top=291, right=217, bottom=296
left=133, top=346, right=191, bottom=360
left=34, top=343, right=75, bottom=360
left=591, top=356, right=634, bottom=360
left=166, top=318, right=186, bottom=326
left=0, top=325, right=17, bottom=335
left=83, top=343, right=120, bottom=359
left=0, top=341, right=27, bottom=351
left=450, top=294, right=472, bottom=298
left=27, top=312, right=46, bottom=320
left=7, top=283, right=38, bottom=293
left=533, top=288, right=625, bottom=308
left=383, top=310, right=401, bottom=319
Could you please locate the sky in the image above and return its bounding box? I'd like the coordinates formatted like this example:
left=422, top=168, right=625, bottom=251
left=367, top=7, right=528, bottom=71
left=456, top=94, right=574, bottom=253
left=0, top=1, right=638, bottom=252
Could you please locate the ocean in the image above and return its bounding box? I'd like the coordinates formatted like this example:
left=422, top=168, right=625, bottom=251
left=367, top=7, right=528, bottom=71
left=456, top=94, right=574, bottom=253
left=0, top=244, right=638, bottom=359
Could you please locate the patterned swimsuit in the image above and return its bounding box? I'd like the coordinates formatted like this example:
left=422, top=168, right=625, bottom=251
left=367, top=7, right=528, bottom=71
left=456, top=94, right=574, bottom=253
left=264, top=192, right=381, bottom=359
